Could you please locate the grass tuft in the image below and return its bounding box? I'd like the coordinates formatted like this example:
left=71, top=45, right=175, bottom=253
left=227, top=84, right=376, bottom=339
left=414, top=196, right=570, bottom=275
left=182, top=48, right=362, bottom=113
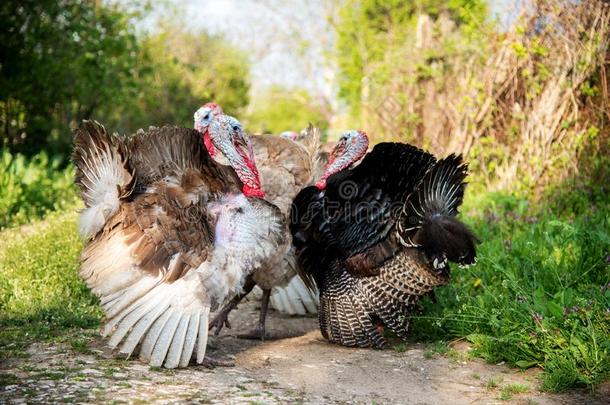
left=392, top=342, right=408, bottom=353
left=485, top=376, right=503, bottom=390
left=0, top=372, right=21, bottom=386
left=499, top=383, right=530, bottom=400
left=423, top=341, right=449, bottom=359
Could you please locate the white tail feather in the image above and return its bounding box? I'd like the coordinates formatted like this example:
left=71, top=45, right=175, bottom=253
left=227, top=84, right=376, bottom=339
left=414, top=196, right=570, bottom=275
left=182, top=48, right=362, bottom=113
left=104, top=276, right=161, bottom=319
left=140, top=310, right=172, bottom=363
left=286, top=283, right=306, bottom=315
left=179, top=312, right=201, bottom=367
left=108, top=299, right=158, bottom=348
left=119, top=300, right=171, bottom=358
left=270, top=276, right=319, bottom=315
left=278, top=288, right=298, bottom=314
left=269, top=290, right=283, bottom=314
left=294, top=280, right=318, bottom=313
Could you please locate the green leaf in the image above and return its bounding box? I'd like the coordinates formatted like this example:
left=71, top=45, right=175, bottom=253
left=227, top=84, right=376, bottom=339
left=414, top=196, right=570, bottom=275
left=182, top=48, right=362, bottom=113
left=546, top=301, right=564, bottom=319
left=515, top=360, right=537, bottom=369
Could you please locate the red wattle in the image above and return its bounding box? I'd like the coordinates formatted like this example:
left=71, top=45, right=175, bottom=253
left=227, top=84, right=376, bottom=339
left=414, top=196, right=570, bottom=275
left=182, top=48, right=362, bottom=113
left=315, top=179, right=327, bottom=190
left=242, top=184, right=265, bottom=198
left=203, top=131, right=217, bottom=157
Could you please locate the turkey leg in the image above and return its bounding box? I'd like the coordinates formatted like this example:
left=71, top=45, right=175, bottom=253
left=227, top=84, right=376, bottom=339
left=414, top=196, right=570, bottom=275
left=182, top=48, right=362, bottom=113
left=237, top=288, right=270, bottom=340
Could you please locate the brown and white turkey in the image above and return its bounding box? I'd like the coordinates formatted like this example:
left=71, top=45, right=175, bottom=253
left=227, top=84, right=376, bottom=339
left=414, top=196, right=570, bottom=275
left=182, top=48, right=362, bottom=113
left=72, top=114, right=288, bottom=368
left=194, top=103, right=319, bottom=339
left=290, top=130, right=478, bottom=348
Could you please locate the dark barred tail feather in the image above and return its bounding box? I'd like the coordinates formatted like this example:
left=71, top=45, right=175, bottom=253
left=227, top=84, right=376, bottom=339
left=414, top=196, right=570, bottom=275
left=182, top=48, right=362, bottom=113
left=414, top=215, right=478, bottom=265
left=319, top=267, right=386, bottom=348
left=398, top=154, right=478, bottom=267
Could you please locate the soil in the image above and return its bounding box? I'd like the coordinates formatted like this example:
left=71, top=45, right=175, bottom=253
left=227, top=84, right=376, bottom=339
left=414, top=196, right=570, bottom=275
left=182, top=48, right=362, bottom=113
left=1, top=299, right=608, bottom=404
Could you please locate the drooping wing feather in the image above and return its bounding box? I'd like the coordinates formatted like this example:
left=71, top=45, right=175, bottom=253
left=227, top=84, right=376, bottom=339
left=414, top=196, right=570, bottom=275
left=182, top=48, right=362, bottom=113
left=81, top=176, right=222, bottom=368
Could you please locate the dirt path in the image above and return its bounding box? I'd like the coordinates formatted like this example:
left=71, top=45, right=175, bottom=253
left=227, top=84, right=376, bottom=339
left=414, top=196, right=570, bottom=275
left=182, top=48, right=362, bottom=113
left=1, top=299, right=607, bottom=404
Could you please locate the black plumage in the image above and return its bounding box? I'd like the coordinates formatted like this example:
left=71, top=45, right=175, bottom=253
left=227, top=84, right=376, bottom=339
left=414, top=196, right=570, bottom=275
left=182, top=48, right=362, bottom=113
left=290, top=142, right=477, bottom=348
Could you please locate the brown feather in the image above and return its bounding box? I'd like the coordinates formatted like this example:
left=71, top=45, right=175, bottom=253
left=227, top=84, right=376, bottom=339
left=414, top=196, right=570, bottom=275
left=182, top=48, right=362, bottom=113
left=251, top=134, right=315, bottom=214
left=72, top=120, right=135, bottom=207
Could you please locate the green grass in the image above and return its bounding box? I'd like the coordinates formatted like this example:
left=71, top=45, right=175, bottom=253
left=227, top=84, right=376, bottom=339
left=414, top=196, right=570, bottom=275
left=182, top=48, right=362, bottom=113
left=0, top=211, right=101, bottom=358
left=0, top=149, right=79, bottom=229
left=411, top=190, right=610, bottom=392
left=485, top=376, right=503, bottom=390
left=0, top=372, right=21, bottom=386
left=499, top=383, right=530, bottom=400
left=423, top=341, right=449, bottom=358
left=392, top=342, right=408, bottom=353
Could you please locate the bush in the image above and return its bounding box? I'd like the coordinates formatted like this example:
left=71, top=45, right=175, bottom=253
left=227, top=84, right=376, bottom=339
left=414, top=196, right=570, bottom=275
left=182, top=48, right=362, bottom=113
left=335, top=0, right=610, bottom=194
left=0, top=149, right=79, bottom=229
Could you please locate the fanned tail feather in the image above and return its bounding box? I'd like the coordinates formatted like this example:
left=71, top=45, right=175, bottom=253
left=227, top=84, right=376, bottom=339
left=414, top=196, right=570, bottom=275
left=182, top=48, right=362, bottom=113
left=397, top=154, right=478, bottom=266
left=72, top=120, right=134, bottom=240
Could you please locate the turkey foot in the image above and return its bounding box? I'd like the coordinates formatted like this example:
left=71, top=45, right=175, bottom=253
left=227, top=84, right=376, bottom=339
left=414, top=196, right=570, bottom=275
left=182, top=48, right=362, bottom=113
left=201, top=355, right=235, bottom=369
left=237, top=288, right=270, bottom=341
left=209, top=276, right=256, bottom=335
left=209, top=301, right=236, bottom=336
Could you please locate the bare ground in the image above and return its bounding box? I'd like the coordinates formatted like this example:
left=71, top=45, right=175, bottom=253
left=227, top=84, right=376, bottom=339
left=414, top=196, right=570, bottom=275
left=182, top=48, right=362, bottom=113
left=1, top=299, right=607, bottom=404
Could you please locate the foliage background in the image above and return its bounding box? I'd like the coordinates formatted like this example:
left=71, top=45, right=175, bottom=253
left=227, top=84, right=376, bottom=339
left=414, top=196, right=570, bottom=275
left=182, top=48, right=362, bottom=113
left=0, top=0, right=608, bottom=394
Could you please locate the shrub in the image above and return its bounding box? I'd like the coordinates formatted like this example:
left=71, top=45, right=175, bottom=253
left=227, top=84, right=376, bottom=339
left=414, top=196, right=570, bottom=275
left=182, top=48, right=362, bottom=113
left=0, top=149, right=79, bottom=229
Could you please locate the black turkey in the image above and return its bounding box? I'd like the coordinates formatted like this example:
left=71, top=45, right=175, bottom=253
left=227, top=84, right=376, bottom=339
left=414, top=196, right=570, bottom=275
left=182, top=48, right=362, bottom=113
left=290, top=130, right=477, bottom=348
